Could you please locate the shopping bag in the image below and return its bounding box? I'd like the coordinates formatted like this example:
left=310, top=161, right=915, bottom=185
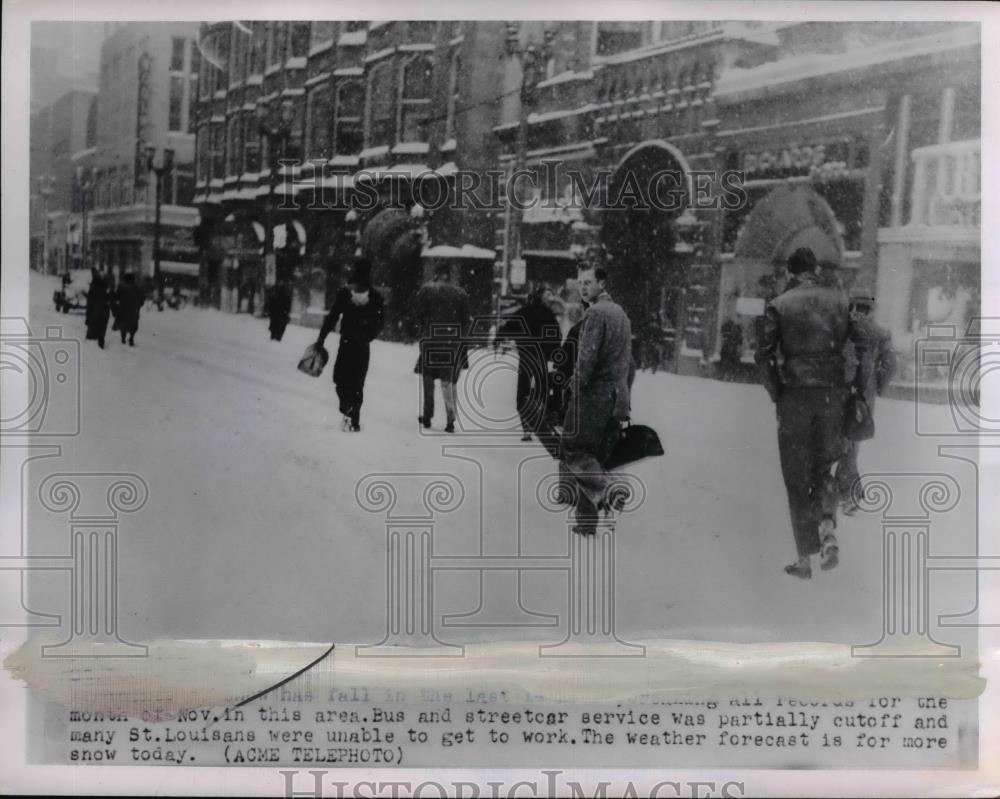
left=844, top=392, right=875, bottom=441
left=604, top=421, right=665, bottom=470
left=297, top=343, right=329, bottom=377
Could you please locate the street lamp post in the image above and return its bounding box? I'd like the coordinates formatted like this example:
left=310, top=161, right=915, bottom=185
left=76, top=166, right=94, bottom=272
left=501, top=23, right=554, bottom=307
left=257, top=101, right=294, bottom=317
left=38, top=176, right=56, bottom=274
left=146, top=145, right=174, bottom=309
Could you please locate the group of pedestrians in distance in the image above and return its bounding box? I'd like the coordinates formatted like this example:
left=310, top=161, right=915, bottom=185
left=84, top=267, right=145, bottom=349
left=755, top=247, right=896, bottom=579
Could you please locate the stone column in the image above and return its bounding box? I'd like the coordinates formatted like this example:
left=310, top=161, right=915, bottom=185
left=852, top=473, right=962, bottom=658
left=38, top=473, right=149, bottom=657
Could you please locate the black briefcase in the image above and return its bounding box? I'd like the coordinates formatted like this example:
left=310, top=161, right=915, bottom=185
left=844, top=393, right=875, bottom=441
left=604, top=421, right=665, bottom=470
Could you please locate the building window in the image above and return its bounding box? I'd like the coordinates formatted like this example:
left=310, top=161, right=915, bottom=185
left=243, top=111, right=260, bottom=173
left=230, top=24, right=248, bottom=87
left=398, top=55, right=432, bottom=143
left=445, top=50, right=460, bottom=140
left=311, top=21, right=335, bottom=48
left=175, top=165, right=195, bottom=205
left=249, top=21, right=266, bottom=75
left=366, top=62, right=394, bottom=148
left=335, top=80, right=364, bottom=154
left=226, top=115, right=242, bottom=175
left=171, top=36, right=186, bottom=71
left=306, top=85, right=333, bottom=159
left=268, top=22, right=287, bottom=68
left=196, top=125, right=210, bottom=182
left=210, top=124, right=225, bottom=179
left=289, top=22, right=310, bottom=58
left=169, top=75, right=185, bottom=132
left=408, top=21, right=436, bottom=41
left=594, top=22, right=647, bottom=57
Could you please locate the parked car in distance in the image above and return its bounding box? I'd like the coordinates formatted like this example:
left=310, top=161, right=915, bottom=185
left=53, top=270, right=90, bottom=313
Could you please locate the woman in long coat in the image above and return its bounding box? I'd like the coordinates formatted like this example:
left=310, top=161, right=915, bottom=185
left=315, top=259, right=385, bottom=431
left=85, top=267, right=111, bottom=349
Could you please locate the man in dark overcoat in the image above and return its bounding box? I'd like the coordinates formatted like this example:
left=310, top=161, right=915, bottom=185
left=112, top=272, right=145, bottom=346
left=266, top=281, right=293, bottom=341
left=413, top=264, right=472, bottom=433
left=496, top=283, right=561, bottom=441
left=755, top=248, right=868, bottom=578
left=316, top=258, right=385, bottom=432
left=85, top=267, right=111, bottom=349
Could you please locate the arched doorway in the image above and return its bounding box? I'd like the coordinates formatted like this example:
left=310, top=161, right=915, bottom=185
left=717, top=183, right=845, bottom=372
left=601, top=140, right=693, bottom=371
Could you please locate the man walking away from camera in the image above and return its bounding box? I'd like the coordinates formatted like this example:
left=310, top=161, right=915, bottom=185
left=113, top=272, right=144, bottom=347
left=85, top=267, right=111, bottom=349
left=316, top=258, right=385, bottom=432
left=558, top=266, right=633, bottom=536
left=414, top=264, right=472, bottom=433
left=496, top=283, right=561, bottom=441
left=755, top=247, right=868, bottom=579
left=266, top=281, right=293, bottom=342
left=837, top=288, right=896, bottom=515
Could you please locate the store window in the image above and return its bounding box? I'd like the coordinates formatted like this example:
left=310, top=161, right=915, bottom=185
left=335, top=81, right=364, bottom=154
left=398, top=55, right=432, bottom=143
left=366, top=62, right=394, bottom=148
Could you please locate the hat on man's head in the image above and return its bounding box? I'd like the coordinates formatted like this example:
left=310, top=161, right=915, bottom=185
left=348, top=257, right=372, bottom=289
left=849, top=287, right=876, bottom=308
left=786, top=247, right=817, bottom=274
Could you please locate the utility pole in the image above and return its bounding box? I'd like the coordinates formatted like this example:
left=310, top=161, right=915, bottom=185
left=146, top=145, right=175, bottom=309
left=501, top=23, right=554, bottom=310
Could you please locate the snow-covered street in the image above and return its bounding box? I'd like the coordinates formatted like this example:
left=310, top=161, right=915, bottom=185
left=18, top=273, right=978, bottom=650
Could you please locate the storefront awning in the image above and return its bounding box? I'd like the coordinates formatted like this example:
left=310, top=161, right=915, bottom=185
left=422, top=244, right=496, bottom=260
left=159, top=260, right=200, bottom=276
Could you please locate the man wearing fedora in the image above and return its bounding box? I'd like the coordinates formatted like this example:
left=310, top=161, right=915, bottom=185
left=316, top=258, right=385, bottom=432
left=837, top=287, right=897, bottom=514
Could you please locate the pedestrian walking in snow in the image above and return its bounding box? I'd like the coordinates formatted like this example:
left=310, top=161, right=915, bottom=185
left=755, top=248, right=869, bottom=579
left=496, top=283, right=561, bottom=441
left=112, top=271, right=144, bottom=347
left=85, top=267, right=111, bottom=349
left=266, top=281, right=293, bottom=341
left=413, top=264, right=471, bottom=433
left=316, top=258, right=384, bottom=432
left=836, top=288, right=897, bottom=515
left=557, top=266, right=633, bottom=536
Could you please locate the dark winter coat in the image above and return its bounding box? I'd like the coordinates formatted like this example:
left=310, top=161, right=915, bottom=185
left=413, top=280, right=472, bottom=380
left=267, top=285, right=293, bottom=323
left=755, top=272, right=867, bottom=400
left=85, top=271, right=111, bottom=339
left=497, top=297, right=561, bottom=373
left=850, top=315, right=896, bottom=409
left=318, top=286, right=385, bottom=385
left=113, top=282, right=145, bottom=328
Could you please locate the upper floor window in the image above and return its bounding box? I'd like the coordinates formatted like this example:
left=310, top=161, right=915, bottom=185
left=311, top=21, right=336, bottom=48
left=335, top=80, right=364, bottom=154
left=289, top=22, right=310, bottom=58
left=445, top=50, right=461, bottom=140
left=398, top=55, right=433, bottom=143
left=306, top=84, right=333, bottom=159
left=171, top=37, right=186, bottom=71
left=249, top=22, right=266, bottom=75
left=594, top=21, right=717, bottom=58
left=268, top=22, right=287, bottom=68
left=366, top=61, right=394, bottom=148
left=408, top=21, right=436, bottom=41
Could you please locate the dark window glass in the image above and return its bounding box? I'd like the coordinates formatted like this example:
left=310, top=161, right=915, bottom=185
left=168, top=75, right=184, bottom=132
left=171, top=37, right=185, bottom=71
